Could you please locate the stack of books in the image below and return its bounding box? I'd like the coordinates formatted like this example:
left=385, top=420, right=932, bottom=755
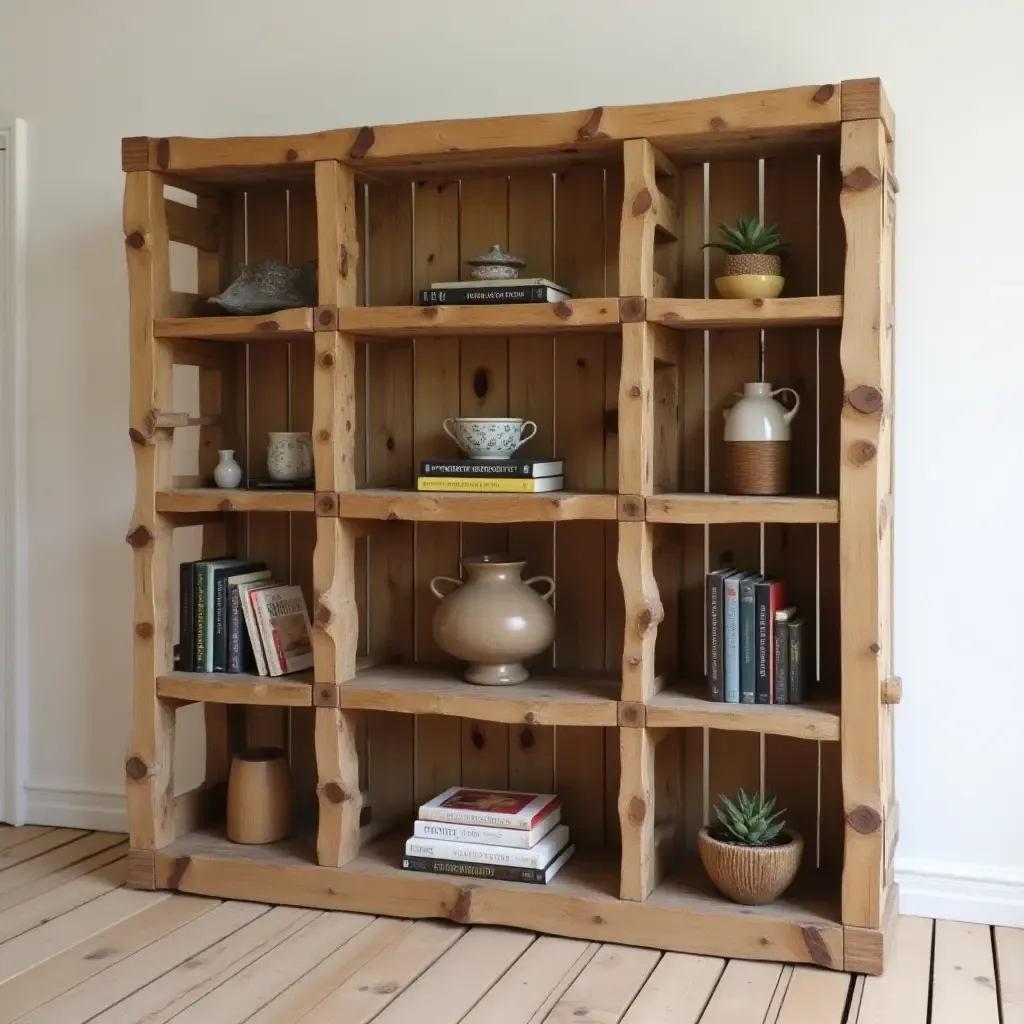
left=178, top=558, right=314, bottom=678
left=706, top=569, right=807, bottom=705
left=419, top=278, right=570, bottom=306
left=417, top=459, right=565, bottom=493
left=402, top=787, right=574, bottom=884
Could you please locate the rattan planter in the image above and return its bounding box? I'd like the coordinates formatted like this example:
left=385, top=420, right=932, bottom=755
left=725, top=440, right=790, bottom=495
left=698, top=827, right=803, bottom=905
left=722, top=253, right=781, bottom=276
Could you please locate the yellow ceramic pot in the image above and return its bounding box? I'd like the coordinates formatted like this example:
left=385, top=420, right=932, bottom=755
left=714, top=274, right=786, bottom=300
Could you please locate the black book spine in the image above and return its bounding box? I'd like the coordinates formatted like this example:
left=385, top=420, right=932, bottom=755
left=706, top=573, right=725, bottom=702
left=419, top=460, right=558, bottom=478
left=179, top=562, right=195, bottom=672
left=213, top=573, right=229, bottom=673
left=774, top=620, right=790, bottom=705
left=755, top=583, right=771, bottom=704
left=739, top=575, right=760, bottom=705
left=420, top=286, right=553, bottom=305
left=789, top=617, right=805, bottom=704
left=402, top=855, right=548, bottom=884
left=228, top=585, right=245, bottom=673
left=194, top=568, right=207, bottom=672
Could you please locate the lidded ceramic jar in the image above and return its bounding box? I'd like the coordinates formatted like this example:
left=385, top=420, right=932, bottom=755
left=723, top=383, right=800, bottom=495
left=430, top=555, right=555, bottom=685
left=464, top=244, right=526, bottom=281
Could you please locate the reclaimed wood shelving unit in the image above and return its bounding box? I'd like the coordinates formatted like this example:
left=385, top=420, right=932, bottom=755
left=123, top=78, right=899, bottom=973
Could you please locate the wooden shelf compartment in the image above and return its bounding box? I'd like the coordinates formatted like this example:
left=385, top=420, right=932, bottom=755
left=153, top=307, right=315, bottom=341
left=150, top=826, right=844, bottom=969
left=155, top=489, right=316, bottom=514
left=335, top=299, right=621, bottom=338
left=648, top=296, right=843, bottom=330
left=157, top=670, right=315, bottom=707
left=336, top=489, right=618, bottom=523
left=645, top=685, right=840, bottom=742
left=340, top=664, right=619, bottom=726
left=646, top=493, right=839, bottom=525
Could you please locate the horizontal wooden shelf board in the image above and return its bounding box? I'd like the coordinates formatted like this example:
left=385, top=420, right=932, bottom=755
left=648, top=296, right=843, bottom=330
left=157, top=671, right=314, bottom=706
left=342, top=665, right=620, bottom=726
left=153, top=308, right=314, bottom=341
left=152, top=827, right=843, bottom=966
left=156, top=489, right=316, bottom=514
left=336, top=490, right=617, bottom=523
left=646, top=493, right=839, bottom=525
left=337, top=299, right=619, bottom=337
left=646, top=685, right=840, bottom=741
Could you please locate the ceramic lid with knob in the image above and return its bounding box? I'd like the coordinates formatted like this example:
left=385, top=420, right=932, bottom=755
left=723, top=382, right=801, bottom=442
left=465, top=244, right=526, bottom=270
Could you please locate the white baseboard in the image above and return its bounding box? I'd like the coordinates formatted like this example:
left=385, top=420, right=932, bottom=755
left=24, top=785, right=127, bottom=833
left=896, top=857, right=1024, bottom=928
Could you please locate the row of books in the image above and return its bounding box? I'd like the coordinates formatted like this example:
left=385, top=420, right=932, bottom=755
left=419, top=277, right=570, bottom=306
left=417, top=459, right=565, bottom=494
left=402, top=787, right=574, bottom=885
left=177, top=558, right=313, bottom=677
left=706, top=569, right=807, bottom=705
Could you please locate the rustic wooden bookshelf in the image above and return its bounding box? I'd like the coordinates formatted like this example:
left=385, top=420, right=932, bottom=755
left=124, top=78, right=898, bottom=974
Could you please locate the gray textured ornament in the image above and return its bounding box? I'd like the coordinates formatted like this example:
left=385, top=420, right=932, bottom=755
left=209, top=259, right=318, bottom=315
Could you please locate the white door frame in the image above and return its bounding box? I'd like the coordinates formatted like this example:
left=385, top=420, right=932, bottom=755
left=0, top=120, right=28, bottom=825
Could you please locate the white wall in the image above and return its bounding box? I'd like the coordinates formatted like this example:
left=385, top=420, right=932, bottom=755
left=1, top=0, right=1022, bottom=924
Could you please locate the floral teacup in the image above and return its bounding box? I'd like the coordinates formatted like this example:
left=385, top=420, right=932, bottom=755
left=442, top=418, right=538, bottom=460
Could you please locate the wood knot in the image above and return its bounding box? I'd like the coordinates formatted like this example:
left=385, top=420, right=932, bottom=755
left=618, top=497, right=643, bottom=520
left=350, top=125, right=376, bottom=160
left=627, top=656, right=640, bottom=667
left=709, top=116, right=727, bottom=131
left=316, top=493, right=338, bottom=515
left=318, top=429, right=331, bottom=443
left=631, top=188, right=653, bottom=217
left=618, top=296, right=644, bottom=322
left=620, top=704, right=641, bottom=726
left=285, top=148, right=299, bottom=162
left=125, top=231, right=146, bottom=250
left=627, top=796, right=647, bottom=826
left=125, top=756, right=149, bottom=781
left=628, top=385, right=641, bottom=398
left=813, top=84, right=836, bottom=104
left=318, top=309, right=335, bottom=327
left=314, top=603, right=332, bottom=628
left=577, top=106, right=606, bottom=141
left=637, top=604, right=662, bottom=633
left=128, top=427, right=151, bottom=447
left=519, top=727, right=535, bottom=749
left=843, top=166, right=880, bottom=192
left=323, top=782, right=351, bottom=804
left=167, top=855, right=192, bottom=890
left=320, top=352, right=336, bottom=368
left=848, top=385, right=883, bottom=414
left=451, top=886, right=476, bottom=924
left=847, top=805, right=882, bottom=834
left=256, top=320, right=280, bottom=332
left=553, top=301, right=574, bottom=319
left=339, top=244, right=350, bottom=278
left=125, top=525, right=153, bottom=549
left=313, top=683, right=338, bottom=706
left=869, top=641, right=881, bottom=654
left=592, top=914, right=605, bottom=925
left=218, top=499, right=234, bottom=512
left=524, top=711, right=538, bottom=725
left=849, top=440, right=877, bottom=466
left=421, top=306, right=439, bottom=319
left=471, top=728, right=485, bottom=751
left=801, top=926, right=833, bottom=967
left=134, top=622, right=154, bottom=639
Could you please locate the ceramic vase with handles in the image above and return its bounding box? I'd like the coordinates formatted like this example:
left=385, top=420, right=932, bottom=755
left=267, top=431, right=313, bottom=482
left=430, top=555, right=556, bottom=685
left=723, top=382, right=800, bottom=495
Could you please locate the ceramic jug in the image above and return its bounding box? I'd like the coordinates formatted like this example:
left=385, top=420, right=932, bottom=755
left=267, top=432, right=313, bottom=482
left=430, top=556, right=556, bottom=685
left=723, top=383, right=800, bottom=495
left=723, top=382, right=800, bottom=442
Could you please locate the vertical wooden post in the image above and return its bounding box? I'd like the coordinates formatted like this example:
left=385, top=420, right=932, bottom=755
left=124, top=171, right=176, bottom=852
left=312, top=160, right=363, bottom=867
left=839, top=119, right=891, bottom=928
left=619, top=725, right=655, bottom=900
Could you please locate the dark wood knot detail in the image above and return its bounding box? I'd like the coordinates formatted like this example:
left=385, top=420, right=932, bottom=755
left=134, top=622, right=154, bottom=639
left=125, top=231, right=146, bottom=250
left=285, top=148, right=299, bottom=162
left=125, top=525, right=153, bottom=549
left=620, top=704, right=642, bottom=726
left=339, top=244, right=350, bottom=278
left=709, top=116, right=727, bottom=131
left=849, top=385, right=883, bottom=414
left=524, top=711, right=538, bottom=726
left=156, top=138, right=170, bottom=169
left=813, top=84, right=836, bottom=104
left=627, top=656, right=641, bottom=668
left=125, top=756, right=149, bottom=781
left=471, top=727, right=486, bottom=751
left=801, top=926, right=833, bottom=967
left=316, top=493, right=339, bottom=516
left=627, top=796, right=647, bottom=826
left=847, top=805, right=882, bottom=834
left=256, top=320, right=280, bottom=332
left=869, top=641, right=881, bottom=654
left=577, top=106, right=606, bottom=141
left=350, top=125, right=376, bottom=160
left=318, top=308, right=335, bottom=327
left=553, top=301, right=574, bottom=319
left=843, top=166, right=880, bottom=192
left=323, top=782, right=352, bottom=804
left=628, top=385, right=642, bottom=398
left=619, top=296, right=645, bottom=322
left=849, top=440, right=877, bottom=466
left=167, top=855, right=192, bottom=890
left=319, top=351, right=336, bottom=368
left=314, top=603, right=333, bottom=628
left=313, top=684, right=338, bottom=707
left=637, top=603, right=663, bottom=633
left=519, top=727, right=535, bottom=749
left=421, top=306, right=439, bottom=319
left=128, top=427, right=151, bottom=447
left=451, top=886, right=477, bottom=924
left=318, top=429, right=331, bottom=443
left=631, top=188, right=653, bottom=217
left=218, top=499, right=234, bottom=512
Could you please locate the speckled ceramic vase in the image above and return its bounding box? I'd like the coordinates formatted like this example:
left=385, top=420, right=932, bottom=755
left=267, top=432, right=313, bottom=482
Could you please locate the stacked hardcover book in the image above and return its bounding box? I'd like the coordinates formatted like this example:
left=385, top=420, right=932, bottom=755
left=417, top=459, right=565, bottom=494
left=706, top=569, right=807, bottom=705
left=403, top=787, right=574, bottom=884
left=177, top=558, right=313, bottom=677
left=419, top=278, right=570, bottom=306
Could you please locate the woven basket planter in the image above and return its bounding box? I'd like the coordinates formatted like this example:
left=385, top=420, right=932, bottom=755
left=725, top=440, right=790, bottom=495
left=723, top=253, right=782, bottom=276
left=698, top=827, right=803, bottom=905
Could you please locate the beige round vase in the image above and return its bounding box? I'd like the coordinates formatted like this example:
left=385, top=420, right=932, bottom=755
left=430, top=556, right=556, bottom=685
left=698, top=827, right=803, bottom=905
left=226, top=748, right=292, bottom=845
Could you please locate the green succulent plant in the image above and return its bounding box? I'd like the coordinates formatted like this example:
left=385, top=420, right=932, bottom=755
left=703, top=216, right=787, bottom=256
left=713, top=790, right=787, bottom=847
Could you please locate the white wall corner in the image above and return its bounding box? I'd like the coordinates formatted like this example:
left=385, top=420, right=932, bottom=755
left=24, top=785, right=128, bottom=833
left=896, top=857, right=1024, bottom=929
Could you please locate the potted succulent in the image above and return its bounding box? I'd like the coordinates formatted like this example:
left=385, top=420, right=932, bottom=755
left=704, top=216, right=787, bottom=300
left=698, top=790, right=803, bottom=905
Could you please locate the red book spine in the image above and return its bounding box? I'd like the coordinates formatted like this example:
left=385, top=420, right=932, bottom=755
left=270, top=624, right=288, bottom=674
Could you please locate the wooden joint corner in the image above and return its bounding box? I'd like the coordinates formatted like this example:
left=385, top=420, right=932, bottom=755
left=840, top=78, right=894, bottom=142
left=450, top=885, right=478, bottom=924
left=315, top=492, right=339, bottom=516
left=315, top=305, right=339, bottom=331
left=881, top=676, right=903, bottom=705
left=166, top=855, right=192, bottom=891
left=121, top=136, right=155, bottom=171
left=619, top=296, right=645, bottom=322
left=126, top=848, right=156, bottom=889
left=577, top=106, right=606, bottom=141
left=314, top=682, right=340, bottom=707
left=617, top=495, right=645, bottom=521
left=349, top=126, right=376, bottom=160
left=617, top=702, right=646, bottom=728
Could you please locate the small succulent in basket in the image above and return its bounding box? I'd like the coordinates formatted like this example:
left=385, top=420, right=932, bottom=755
left=704, top=215, right=787, bottom=299
left=698, top=789, right=803, bottom=905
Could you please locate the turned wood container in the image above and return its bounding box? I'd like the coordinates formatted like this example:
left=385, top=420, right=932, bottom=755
left=725, top=440, right=790, bottom=495
left=227, top=747, right=292, bottom=845
left=698, top=827, right=803, bottom=905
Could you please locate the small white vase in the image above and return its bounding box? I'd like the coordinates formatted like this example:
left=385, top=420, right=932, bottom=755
left=213, top=449, right=242, bottom=489
left=267, top=432, right=313, bottom=482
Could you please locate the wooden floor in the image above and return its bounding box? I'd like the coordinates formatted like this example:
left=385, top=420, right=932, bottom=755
left=0, top=827, right=1019, bottom=1022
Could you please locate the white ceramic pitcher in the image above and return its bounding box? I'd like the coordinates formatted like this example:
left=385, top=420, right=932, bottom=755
left=723, top=383, right=800, bottom=442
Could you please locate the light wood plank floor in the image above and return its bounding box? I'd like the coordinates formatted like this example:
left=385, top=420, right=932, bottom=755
left=0, top=826, right=1018, bottom=1022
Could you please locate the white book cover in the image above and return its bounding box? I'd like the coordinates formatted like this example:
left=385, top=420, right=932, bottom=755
left=429, top=277, right=568, bottom=292
left=413, top=808, right=561, bottom=848
left=405, top=824, right=569, bottom=870
left=239, top=580, right=277, bottom=676
left=419, top=787, right=559, bottom=830
left=252, top=583, right=313, bottom=677
left=538, top=843, right=574, bottom=883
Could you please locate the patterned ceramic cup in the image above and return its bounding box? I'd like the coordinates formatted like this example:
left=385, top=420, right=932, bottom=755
left=442, top=418, right=538, bottom=460
left=267, top=431, right=313, bottom=481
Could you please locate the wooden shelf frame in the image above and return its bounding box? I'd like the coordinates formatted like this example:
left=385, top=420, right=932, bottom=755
left=125, top=78, right=898, bottom=975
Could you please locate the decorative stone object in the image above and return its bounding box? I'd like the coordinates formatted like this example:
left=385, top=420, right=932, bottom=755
left=464, top=244, right=526, bottom=281
left=209, top=259, right=317, bottom=315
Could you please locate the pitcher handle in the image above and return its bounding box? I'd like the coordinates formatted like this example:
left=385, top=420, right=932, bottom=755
left=429, top=575, right=463, bottom=601
left=773, top=387, right=801, bottom=425
left=442, top=419, right=460, bottom=445
left=512, top=421, right=538, bottom=451
left=524, top=575, right=556, bottom=603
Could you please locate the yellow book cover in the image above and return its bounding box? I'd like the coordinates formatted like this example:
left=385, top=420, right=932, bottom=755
left=416, top=476, right=564, bottom=493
